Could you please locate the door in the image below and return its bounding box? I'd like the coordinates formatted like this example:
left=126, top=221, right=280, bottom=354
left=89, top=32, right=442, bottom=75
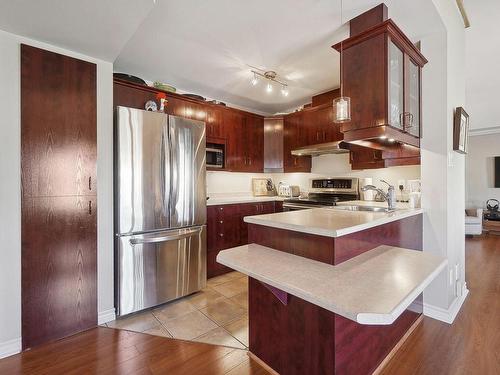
left=117, top=226, right=207, bottom=316
left=116, top=107, right=170, bottom=234
left=22, top=196, right=97, bottom=349
left=21, top=45, right=97, bottom=350
left=168, top=116, right=206, bottom=228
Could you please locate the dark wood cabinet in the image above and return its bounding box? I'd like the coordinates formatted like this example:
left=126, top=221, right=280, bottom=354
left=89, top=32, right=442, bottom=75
left=21, top=45, right=97, bottom=350
left=283, top=112, right=312, bottom=172
left=332, top=20, right=427, bottom=148
left=207, top=201, right=280, bottom=278
left=206, top=106, right=224, bottom=140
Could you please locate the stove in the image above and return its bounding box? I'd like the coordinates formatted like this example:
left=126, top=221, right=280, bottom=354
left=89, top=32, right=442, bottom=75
left=283, top=178, right=359, bottom=211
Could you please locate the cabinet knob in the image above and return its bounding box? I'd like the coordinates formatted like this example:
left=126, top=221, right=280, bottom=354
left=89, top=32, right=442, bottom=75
left=219, top=220, right=223, bottom=224
left=219, top=233, right=224, bottom=237
left=219, top=207, right=224, bottom=211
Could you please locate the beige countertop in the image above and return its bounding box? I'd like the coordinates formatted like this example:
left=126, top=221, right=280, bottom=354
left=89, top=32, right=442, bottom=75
left=207, top=195, right=286, bottom=206
left=217, top=244, right=446, bottom=325
left=244, top=206, right=423, bottom=238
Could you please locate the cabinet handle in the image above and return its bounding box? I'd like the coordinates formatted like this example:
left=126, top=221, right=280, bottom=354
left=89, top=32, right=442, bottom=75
left=316, top=131, right=320, bottom=141
left=249, top=157, right=252, bottom=165
left=323, top=131, right=326, bottom=141
left=88, top=201, right=92, bottom=215
left=88, top=176, right=92, bottom=191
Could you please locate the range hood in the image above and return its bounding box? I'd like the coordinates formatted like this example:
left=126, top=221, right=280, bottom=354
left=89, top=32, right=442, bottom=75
left=291, top=141, right=350, bottom=156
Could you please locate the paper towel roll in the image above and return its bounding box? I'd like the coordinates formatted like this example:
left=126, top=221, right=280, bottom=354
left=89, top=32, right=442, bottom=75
left=360, top=178, right=374, bottom=201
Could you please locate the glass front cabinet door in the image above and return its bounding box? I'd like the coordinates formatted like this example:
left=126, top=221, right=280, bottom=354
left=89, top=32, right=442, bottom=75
left=387, top=38, right=423, bottom=139
left=405, top=57, right=421, bottom=137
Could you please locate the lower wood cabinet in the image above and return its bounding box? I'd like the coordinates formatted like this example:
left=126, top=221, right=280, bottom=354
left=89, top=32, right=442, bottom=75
left=207, top=201, right=281, bottom=278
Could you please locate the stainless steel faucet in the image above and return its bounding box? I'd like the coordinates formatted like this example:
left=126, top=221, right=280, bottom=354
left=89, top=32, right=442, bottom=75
left=361, top=180, right=397, bottom=211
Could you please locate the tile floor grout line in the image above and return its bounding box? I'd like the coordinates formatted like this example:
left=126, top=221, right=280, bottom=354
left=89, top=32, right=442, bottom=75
left=151, top=311, right=174, bottom=337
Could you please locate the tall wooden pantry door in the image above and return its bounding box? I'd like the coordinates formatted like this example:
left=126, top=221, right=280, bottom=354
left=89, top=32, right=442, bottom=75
left=21, top=44, right=97, bottom=349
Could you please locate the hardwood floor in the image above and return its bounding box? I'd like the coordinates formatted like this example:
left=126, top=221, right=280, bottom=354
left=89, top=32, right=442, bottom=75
left=382, top=235, right=500, bottom=374
left=0, top=328, right=270, bottom=374
left=0, top=235, right=498, bottom=374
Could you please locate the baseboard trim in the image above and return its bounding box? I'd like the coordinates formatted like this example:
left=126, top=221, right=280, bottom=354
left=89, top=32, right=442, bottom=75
left=98, top=308, right=116, bottom=325
left=424, top=287, right=469, bottom=324
left=0, top=337, right=22, bottom=359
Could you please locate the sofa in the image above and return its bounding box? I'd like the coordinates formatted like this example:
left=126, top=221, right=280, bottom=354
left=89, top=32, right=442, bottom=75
left=465, top=208, right=483, bottom=236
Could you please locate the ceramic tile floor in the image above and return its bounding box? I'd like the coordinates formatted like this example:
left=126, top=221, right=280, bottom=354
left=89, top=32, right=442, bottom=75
left=105, top=271, right=249, bottom=349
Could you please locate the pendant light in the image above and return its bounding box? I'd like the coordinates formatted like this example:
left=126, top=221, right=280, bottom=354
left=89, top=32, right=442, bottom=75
left=333, top=0, right=351, bottom=123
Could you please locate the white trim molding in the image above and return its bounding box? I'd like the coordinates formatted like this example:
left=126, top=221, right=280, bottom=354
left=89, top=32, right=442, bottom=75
left=0, top=337, right=21, bottom=359
left=469, top=126, right=500, bottom=136
left=98, top=308, right=116, bottom=325
left=424, top=285, right=469, bottom=324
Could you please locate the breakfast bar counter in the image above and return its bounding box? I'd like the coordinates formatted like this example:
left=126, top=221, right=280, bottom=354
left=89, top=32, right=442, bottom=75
left=218, top=244, right=446, bottom=325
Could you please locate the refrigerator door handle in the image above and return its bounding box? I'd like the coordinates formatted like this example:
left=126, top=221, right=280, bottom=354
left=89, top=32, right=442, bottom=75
left=129, top=227, right=202, bottom=245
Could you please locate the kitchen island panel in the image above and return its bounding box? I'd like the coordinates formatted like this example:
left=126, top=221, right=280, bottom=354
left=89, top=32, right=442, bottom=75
left=248, top=224, right=335, bottom=264
left=334, top=213, right=423, bottom=264
left=249, top=277, right=336, bottom=375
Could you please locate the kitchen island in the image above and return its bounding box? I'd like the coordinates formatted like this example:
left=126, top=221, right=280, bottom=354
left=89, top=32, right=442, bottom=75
left=217, top=207, right=440, bottom=375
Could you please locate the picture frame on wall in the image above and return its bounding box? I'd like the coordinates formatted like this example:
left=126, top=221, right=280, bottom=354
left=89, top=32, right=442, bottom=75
left=453, top=107, right=469, bottom=154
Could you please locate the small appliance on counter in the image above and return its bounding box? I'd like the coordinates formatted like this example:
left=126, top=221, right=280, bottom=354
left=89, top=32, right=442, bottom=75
left=252, top=178, right=276, bottom=196
left=278, top=182, right=300, bottom=198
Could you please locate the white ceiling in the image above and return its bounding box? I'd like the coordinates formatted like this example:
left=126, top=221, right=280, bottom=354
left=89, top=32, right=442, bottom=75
left=0, top=0, right=442, bottom=115
left=465, top=0, right=500, bottom=130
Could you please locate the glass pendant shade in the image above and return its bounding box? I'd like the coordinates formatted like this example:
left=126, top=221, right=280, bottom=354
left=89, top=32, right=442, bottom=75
left=333, top=96, right=351, bottom=123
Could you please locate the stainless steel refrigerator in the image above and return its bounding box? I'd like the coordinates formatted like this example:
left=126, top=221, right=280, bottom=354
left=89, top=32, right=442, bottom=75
left=115, top=106, right=206, bottom=316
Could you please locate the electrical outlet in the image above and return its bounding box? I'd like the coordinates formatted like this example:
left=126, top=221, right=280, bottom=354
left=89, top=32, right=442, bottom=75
left=397, top=179, right=406, bottom=191
left=455, top=264, right=460, bottom=281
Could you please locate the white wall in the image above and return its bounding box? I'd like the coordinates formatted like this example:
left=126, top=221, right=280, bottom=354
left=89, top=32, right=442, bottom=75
left=420, top=0, right=466, bottom=316
left=207, top=154, right=420, bottom=196
left=0, top=30, right=114, bottom=357
left=466, top=133, right=500, bottom=208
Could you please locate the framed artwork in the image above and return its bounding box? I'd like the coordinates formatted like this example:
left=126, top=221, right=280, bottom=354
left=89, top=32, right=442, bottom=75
left=453, top=107, right=469, bottom=154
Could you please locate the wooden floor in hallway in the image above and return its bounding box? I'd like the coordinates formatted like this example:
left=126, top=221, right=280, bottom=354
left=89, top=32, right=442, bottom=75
left=382, top=234, right=500, bottom=375
left=0, top=235, right=498, bottom=374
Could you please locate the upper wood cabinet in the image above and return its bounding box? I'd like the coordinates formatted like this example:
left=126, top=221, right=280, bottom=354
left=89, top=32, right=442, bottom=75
left=206, top=106, right=224, bottom=139
left=283, top=112, right=311, bottom=172
left=332, top=20, right=427, bottom=148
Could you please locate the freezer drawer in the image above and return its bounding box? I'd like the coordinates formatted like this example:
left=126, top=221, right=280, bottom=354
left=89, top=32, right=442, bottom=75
left=117, top=225, right=206, bottom=316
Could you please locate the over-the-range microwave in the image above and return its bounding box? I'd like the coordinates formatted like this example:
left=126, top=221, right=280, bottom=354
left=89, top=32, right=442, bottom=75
left=207, top=147, right=224, bottom=168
